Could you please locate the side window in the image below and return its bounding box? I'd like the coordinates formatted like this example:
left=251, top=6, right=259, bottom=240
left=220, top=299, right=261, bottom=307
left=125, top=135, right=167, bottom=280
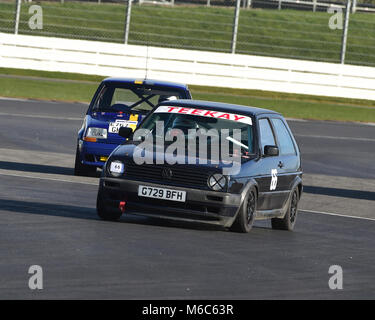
left=271, top=118, right=296, bottom=155
left=259, top=118, right=276, bottom=153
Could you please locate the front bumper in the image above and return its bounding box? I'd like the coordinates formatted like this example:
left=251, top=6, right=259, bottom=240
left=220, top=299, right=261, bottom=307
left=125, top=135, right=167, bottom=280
left=79, top=140, right=118, bottom=167
left=99, top=177, right=243, bottom=227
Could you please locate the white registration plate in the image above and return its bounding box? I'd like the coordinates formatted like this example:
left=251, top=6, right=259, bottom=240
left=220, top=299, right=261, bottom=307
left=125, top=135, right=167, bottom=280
left=108, top=120, right=138, bottom=134
left=138, top=185, right=186, bottom=202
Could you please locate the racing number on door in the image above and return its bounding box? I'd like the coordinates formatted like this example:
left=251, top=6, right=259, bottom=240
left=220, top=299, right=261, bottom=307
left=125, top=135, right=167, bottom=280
left=270, top=169, right=278, bottom=191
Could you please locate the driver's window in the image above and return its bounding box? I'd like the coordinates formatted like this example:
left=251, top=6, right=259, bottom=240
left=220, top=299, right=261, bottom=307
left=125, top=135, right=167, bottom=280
left=259, top=118, right=276, bottom=153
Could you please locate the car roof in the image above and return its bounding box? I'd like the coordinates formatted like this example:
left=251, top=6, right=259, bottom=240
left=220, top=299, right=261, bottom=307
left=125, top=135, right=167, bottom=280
left=102, top=77, right=189, bottom=90
left=159, top=99, right=280, bottom=117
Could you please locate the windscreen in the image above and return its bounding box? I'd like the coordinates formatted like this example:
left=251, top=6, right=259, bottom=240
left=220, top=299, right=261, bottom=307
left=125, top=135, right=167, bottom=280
left=92, top=84, right=185, bottom=114
left=137, top=105, right=255, bottom=155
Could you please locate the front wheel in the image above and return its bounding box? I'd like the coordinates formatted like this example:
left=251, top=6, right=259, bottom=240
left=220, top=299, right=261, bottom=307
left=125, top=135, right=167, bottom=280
left=230, top=187, right=257, bottom=233
left=74, top=146, right=96, bottom=176
left=96, top=190, right=122, bottom=221
left=271, top=187, right=300, bottom=231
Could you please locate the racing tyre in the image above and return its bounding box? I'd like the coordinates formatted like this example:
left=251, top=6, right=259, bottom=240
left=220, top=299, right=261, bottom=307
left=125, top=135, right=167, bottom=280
left=96, top=190, right=122, bottom=221
left=230, top=187, right=257, bottom=233
left=74, top=146, right=97, bottom=176
left=271, top=187, right=299, bottom=231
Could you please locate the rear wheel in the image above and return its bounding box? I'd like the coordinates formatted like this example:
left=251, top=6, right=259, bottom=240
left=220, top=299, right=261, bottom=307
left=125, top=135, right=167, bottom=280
left=74, top=146, right=96, bottom=176
left=230, top=187, right=257, bottom=233
left=271, top=187, right=299, bottom=231
left=96, top=190, right=122, bottom=221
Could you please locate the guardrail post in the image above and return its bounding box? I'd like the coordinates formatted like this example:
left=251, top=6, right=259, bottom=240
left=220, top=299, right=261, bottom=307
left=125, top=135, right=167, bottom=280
left=278, top=0, right=282, bottom=10
left=207, top=0, right=210, bottom=6
left=231, top=0, right=241, bottom=54
left=124, top=0, right=133, bottom=45
left=14, top=0, right=21, bottom=34
left=352, top=0, right=357, bottom=13
left=313, top=0, right=317, bottom=12
left=340, top=0, right=351, bottom=64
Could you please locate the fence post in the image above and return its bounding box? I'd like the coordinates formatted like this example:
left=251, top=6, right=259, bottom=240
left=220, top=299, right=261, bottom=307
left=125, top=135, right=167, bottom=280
left=207, top=0, right=210, bottom=7
left=313, top=0, right=317, bottom=12
left=124, top=0, right=133, bottom=45
left=14, top=0, right=21, bottom=34
left=340, top=0, right=351, bottom=64
left=247, top=0, right=252, bottom=9
left=278, top=0, right=282, bottom=10
left=231, top=0, right=241, bottom=54
left=352, top=0, right=357, bottom=13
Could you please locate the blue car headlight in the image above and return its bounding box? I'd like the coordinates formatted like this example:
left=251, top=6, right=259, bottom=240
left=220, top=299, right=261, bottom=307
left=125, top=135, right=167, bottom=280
left=86, top=127, right=108, bottom=139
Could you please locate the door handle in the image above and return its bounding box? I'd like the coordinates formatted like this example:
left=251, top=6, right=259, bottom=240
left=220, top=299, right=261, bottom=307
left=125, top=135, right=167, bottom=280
left=278, top=161, right=284, bottom=168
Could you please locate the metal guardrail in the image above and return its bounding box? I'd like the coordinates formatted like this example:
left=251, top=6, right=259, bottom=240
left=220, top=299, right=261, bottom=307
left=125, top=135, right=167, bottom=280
left=0, top=0, right=374, bottom=66
left=1, top=32, right=375, bottom=100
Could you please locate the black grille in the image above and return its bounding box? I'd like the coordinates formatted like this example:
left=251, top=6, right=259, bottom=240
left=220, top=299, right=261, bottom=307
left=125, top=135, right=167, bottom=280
left=123, top=162, right=217, bottom=189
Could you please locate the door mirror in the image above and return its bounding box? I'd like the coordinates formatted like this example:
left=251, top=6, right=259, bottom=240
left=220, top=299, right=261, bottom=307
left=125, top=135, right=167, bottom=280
left=264, top=145, right=279, bottom=157
left=118, top=127, right=133, bottom=139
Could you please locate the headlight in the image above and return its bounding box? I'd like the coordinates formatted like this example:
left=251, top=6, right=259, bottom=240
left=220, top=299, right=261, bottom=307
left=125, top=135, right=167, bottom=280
left=108, top=160, right=124, bottom=177
left=208, top=173, right=227, bottom=191
left=86, top=127, right=107, bottom=139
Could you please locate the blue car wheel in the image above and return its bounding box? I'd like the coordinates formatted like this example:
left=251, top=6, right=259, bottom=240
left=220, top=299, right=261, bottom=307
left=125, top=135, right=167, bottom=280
left=74, top=145, right=97, bottom=176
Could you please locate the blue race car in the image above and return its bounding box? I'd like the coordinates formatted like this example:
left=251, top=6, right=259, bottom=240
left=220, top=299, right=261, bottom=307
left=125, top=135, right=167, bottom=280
left=74, top=78, right=192, bottom=176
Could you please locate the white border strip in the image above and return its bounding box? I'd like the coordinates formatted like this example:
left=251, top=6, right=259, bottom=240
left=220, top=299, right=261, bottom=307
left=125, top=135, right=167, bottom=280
left=0, top=112, right=81, bottom=121
left=0, top=171, right=98, bottom=186
left=295, top=134, right=375, bottom=142
left=301, top=209, right=375, bottom=222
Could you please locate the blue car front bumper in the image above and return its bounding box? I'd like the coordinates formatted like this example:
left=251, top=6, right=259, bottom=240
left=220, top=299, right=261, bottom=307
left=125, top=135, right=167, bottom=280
left=79, top=140, right=119, bottom=168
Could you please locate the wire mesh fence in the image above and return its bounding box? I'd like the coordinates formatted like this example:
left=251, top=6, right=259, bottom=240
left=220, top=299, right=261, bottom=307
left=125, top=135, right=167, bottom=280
left=0, top=0, right=374, bottom=66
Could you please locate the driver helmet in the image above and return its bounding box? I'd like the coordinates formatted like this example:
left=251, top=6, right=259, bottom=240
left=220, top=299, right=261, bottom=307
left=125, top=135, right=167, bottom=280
left=171, top=115, right=199, bottom=131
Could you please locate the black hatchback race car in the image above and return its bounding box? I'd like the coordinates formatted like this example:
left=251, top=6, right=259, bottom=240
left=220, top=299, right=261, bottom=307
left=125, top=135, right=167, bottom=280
left=96, top=100, right=303, bottom=233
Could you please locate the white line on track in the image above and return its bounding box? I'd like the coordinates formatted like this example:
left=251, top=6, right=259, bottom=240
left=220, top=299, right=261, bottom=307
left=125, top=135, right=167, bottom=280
left=295, top=134, right=375, bottom=142
left=285, top=118, right=308, bottom=122
left=287, top=118, right=375, bottom=127
left=0, top=112, right=81, bottom=121
left=0, top=171, right=98, bottom=186
left=301, top=209, right=375, bottom=222
left=0, top=96, right=30, bottom=102
left=0, top=96, right=86, bottom=105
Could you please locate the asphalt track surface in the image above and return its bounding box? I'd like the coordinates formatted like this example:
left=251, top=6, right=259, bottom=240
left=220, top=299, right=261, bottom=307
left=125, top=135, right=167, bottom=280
left=0, top=98, right=374, bottom=299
